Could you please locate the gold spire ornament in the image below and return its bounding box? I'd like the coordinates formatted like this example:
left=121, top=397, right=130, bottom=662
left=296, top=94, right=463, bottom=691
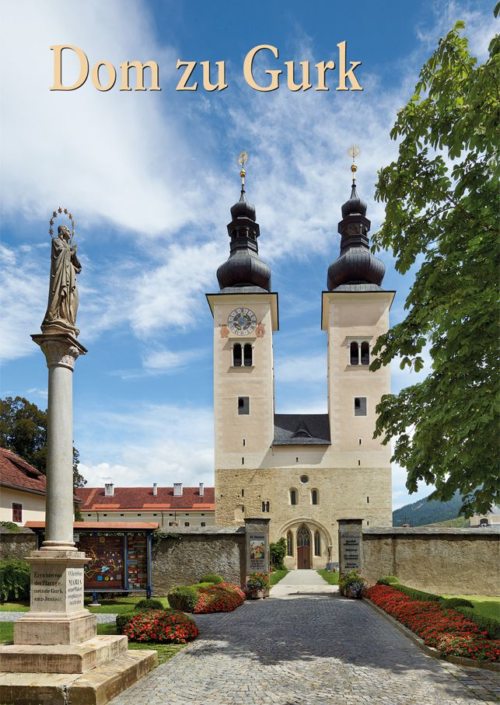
left=238, top=151, right=248, bottom=192
left=348, top=144, right=360, bottom=182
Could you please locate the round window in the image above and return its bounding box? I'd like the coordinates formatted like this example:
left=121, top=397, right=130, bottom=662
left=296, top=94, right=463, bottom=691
left=300, top=474, right=309, bottom=484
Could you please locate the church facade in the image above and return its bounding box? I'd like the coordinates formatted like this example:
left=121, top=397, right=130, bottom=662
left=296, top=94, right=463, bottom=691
left=207, top=167, right=394, bottom=569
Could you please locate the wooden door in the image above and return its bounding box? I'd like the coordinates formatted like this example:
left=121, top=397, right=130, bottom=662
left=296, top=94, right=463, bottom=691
left=297, top=525, right=311, bottom=569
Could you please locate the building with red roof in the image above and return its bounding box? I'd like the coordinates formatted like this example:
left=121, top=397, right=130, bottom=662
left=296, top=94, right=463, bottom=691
left=0, top=447, right=47, bottom=525
left=75, top=481, right=215, bottom=530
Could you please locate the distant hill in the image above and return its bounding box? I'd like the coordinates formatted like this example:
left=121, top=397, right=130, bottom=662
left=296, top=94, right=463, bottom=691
left=393, top=492, right=464, bottom=527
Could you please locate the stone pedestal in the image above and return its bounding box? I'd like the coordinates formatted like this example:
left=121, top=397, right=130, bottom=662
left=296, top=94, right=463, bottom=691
left=0, top=332, right=157, bottom=704
left=338, top=518, right=363, bottom=577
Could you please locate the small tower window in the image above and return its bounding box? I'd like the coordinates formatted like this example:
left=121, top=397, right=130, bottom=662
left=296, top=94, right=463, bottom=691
left=243, top=343, right=253, bottom=366
left=311, top=489, right=319, bottom=505
left=233, top=343, right=242, bottom=367
left=261, top=500, right=270, bottom=512
left=287, top=530, right=294, bottom=556
left=361, top=341, right=370, bottom=365
left=290, top=488, right=297, bottom=505
left=354, top=397, right=367, bottom=416
left=314, top=530, right=321, bottom=556
left=238, top=396, right=250, bottom=414
left=350, top=341, right=359, bottom=365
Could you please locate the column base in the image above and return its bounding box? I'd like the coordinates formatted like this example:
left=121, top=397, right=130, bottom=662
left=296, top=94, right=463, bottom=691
left=14, top=612, right=97, bottom=646
left=0, top=649, right=157, bottom=705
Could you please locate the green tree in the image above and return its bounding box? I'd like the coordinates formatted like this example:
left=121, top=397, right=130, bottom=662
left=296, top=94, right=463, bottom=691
left=371, top=10, right=499, bottom=516
left=0, top=396, right=87, bottom=489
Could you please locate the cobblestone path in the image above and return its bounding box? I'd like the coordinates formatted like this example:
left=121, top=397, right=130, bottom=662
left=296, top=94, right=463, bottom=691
left=109, top=593, right=499, bottom=705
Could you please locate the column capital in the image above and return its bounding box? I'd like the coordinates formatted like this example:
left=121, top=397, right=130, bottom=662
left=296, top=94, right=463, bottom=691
left=32, top=333, right=87, bottom=371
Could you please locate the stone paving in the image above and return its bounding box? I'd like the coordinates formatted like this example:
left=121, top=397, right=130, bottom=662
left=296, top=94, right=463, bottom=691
left=107, top=571, right=500, bottom=705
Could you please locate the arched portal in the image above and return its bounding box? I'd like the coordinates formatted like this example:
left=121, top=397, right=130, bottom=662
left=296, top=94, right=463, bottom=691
left=297, top=524, right=311, bottom=569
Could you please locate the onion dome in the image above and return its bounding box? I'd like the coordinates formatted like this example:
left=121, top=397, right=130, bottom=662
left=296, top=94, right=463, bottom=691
left=327, top=179, right=385, bottom=291
left=217, top=157, right=271, bottom=292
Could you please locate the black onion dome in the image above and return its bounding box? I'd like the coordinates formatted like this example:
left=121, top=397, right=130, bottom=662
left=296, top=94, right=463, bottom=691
left=327, top=181, right=385, bottom=291
left=217, top=189, right=271, bottom=292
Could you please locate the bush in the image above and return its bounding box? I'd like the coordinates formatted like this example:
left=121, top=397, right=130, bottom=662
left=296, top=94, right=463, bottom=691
left=440, top=597, right=474, bottom=610
left=134, top=598, right=164, bottom=612
left=198, top=573, right=223, bottom=584
left=339, top=570, right=366, bottom=599
left=123, top=609, right=199, bottom=643
left=246, top=572, right=270, bottom=590
left=116, top=614, right=133, bottom=634
left=455, top=607, right=500, bottom=639
left=167, top=586, right=198, bottom=612
left=194, top=584, right=244, bottom=613
left=389, top=584, right=440, bottom=602
left=0, top=559, right=30, bottom=602
left=270, top=538, right=286, bottom=570
left=218, top=581, right=246, bottom=600
left=377, top=576, right=399, bottom=585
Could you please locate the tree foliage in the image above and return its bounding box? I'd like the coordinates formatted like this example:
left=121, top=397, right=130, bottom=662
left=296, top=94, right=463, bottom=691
left=0, top=396, right=86, bottom=489
left=371, top=11, right=500, bottom=515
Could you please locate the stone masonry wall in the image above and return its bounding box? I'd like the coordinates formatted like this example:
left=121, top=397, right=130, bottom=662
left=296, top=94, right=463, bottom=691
left=152, top=529, right=246, bottom=594
left=0, top=528, right=37, bottom=560
left=362, top=528, right=500, bottom=596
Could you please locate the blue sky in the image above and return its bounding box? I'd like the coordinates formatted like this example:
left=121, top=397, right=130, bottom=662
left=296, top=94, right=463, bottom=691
left=0, top=0, right=494, bottom=508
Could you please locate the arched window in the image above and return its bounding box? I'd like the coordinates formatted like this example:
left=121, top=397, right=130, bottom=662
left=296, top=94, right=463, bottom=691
left=361, top=341, right=370, bottom=365
left=233, top=343, right=242, bottom=367
left=311, top=489, right=319, bottom=505
left=314, top=530, right=321, bottom=556
left=350, top=341, right=359, bottom=365
left=289, top=488, right=297, bottom=506
left=243, top=343, right=253, bottom=366
left=287, top=530, right=294, bottom=556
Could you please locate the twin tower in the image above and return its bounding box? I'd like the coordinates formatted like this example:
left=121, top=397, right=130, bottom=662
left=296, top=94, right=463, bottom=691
left=206, top=169, right=394, bottom=568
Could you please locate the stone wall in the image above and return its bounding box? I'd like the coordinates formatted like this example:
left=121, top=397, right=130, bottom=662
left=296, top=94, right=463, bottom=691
left=362, top=527, right=500, bottom=596
left=152, top=527, right=246, bottom=594
left=0, top=527, right=37, bottom=560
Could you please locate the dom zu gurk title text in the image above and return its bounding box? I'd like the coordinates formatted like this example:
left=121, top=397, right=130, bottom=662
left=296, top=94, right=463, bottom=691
left=50, top=43, right=363, bottom=92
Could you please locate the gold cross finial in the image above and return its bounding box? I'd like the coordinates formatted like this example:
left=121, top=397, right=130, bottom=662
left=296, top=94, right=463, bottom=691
left=347, top=145, right=360, bottom=182
left=238, top=151, right=248, bottom=193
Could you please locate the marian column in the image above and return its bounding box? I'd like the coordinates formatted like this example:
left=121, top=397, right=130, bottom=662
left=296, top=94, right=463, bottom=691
left=15, top=210, right=96, bottom=645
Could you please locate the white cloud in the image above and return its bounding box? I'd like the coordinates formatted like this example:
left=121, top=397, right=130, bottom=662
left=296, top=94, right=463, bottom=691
left=76, top=403, right=214, bottom=488
left=276, top=352, right=326, bottom=384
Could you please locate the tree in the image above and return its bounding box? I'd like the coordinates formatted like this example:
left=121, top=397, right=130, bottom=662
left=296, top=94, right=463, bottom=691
left=370, top=9, right=499, bottom=516
left=0, top=396, right=87, bottom=489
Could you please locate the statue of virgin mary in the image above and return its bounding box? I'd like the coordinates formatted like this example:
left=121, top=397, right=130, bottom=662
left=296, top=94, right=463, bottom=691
left=42, top=225, right=82, bottom=335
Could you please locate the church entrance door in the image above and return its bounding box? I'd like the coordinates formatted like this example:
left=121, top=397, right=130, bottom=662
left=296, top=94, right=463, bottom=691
left=297, top=524, right=311, bottom=569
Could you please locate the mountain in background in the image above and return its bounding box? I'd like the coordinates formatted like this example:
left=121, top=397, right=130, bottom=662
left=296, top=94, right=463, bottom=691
left=393, top=492, right=464, bottom=527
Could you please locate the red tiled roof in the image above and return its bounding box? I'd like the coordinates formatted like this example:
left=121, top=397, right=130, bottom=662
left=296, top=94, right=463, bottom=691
left=75, top=486, right=215, bottom=511
left=26, top=521, right=159, bottom=530
left=0, top=448, right=46, bottom=495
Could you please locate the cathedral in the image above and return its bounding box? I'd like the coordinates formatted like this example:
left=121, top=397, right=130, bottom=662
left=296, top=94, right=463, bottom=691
left=207, top=163, right=394, bottom=569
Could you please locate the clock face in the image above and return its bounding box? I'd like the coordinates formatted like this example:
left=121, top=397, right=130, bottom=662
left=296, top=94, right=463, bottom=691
left=227, top=307, right=257, bottom=336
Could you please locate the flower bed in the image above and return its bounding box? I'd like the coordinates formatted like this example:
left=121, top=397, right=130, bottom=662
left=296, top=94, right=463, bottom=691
left=123, top=609, right=199, bottom=644
left=168, top=581, right=245, bottom=614
left=365, top=584, right=500, bottom=662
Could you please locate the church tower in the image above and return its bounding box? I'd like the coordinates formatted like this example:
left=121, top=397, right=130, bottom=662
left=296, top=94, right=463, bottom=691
left=209, top=156, right=393, bottom=567
left=207, top=158, right=278, bottom=525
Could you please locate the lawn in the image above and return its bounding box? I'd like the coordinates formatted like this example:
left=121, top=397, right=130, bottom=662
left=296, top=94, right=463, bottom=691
left=317, top=569, right=339, bottom=585
left=0, top=602, right=29, bottom=612
left=442, top=594, right=500, bottom=621
left=269, top=569, right=288, bottom=586
left=84, top=595, right=170, bottom=614
left=0, top=620, right=186, bottom=665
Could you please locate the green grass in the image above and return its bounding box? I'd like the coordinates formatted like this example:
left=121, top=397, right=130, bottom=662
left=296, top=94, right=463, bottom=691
left=441, top=594, right=500, bottom=621
left=0, top=620, right=185, bottom=664
left=84, top=596, right=170, bottom=614
left=0, top=602, right=29, bottom=612
left=0, top=622, right=13, bottom=643
left=317, top=569, right=339, bottom=585
left=424, top=516, right=469, bottom=528
left=269, top=569, right=288, bottom=586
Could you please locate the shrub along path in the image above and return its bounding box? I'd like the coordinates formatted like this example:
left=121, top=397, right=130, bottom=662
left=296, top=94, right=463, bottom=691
left=108, top=571, right=499, bottom=705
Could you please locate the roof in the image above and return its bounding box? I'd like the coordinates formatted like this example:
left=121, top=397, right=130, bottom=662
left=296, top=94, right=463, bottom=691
left=25, top=521, right=159, bottom=531
left=273, top=414, right=331, bottom=446
left=75, top=486, right=215, bottom=512
left=0, top=447, right=46, bottom=496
